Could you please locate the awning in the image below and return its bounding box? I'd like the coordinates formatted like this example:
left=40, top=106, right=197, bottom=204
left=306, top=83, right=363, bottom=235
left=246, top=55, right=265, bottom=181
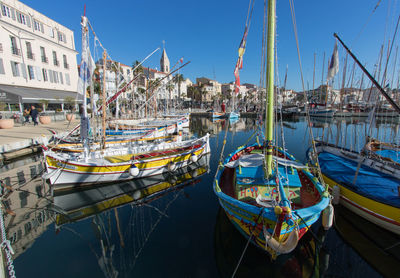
left=0, top=84, right=83, bottom=104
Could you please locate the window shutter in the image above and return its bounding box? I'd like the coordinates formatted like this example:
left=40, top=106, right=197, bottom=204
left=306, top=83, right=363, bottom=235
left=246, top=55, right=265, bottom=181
left=0, top=58, right=5, bottom=75
left=59, top=72, right=63, bottom=84
left=40, top=23, right=44, bottom=33
left=10, top=8, right=15, bottom=20
left=49, top=70, right=53, bottom=83
left=65, top=73, right=70, bottom=85
left=26, top=15, right=31, bottom=27
left=36, top=67, right=42, bottom=81
left=21, top=63, right=27, bottom=78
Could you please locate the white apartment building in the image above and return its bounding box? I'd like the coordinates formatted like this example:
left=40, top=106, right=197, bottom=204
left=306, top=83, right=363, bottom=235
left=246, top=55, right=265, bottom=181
left=0, top=0, right=79, bottom=111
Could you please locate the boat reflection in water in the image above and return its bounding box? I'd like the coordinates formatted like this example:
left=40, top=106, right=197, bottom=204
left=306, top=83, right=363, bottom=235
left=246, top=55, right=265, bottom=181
left=214, top=207, right=330, bottom=278
left=53, top=154, right=210, bottom=277
left=332, top=206, right=400, bottom=278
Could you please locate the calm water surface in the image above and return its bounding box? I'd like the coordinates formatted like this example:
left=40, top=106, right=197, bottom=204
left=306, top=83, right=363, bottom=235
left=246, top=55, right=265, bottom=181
left=3, top=116, right=400, bottom=278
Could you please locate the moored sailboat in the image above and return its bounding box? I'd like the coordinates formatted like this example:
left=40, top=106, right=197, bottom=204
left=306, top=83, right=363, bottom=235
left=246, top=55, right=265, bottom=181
left=213, top=0, right=331, bottom=259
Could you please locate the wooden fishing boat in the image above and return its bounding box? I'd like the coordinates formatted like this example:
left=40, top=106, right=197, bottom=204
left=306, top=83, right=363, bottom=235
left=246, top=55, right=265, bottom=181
left=54, top=153, right=210, bottom=224
left=312, top=141, right=400, bottom=235
left=43, top=133, right=210, bottom=188
left=214, top=0, right=331, bottom=259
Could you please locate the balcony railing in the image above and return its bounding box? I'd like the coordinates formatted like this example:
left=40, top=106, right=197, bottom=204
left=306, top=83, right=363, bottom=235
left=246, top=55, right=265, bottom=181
left=27, top=52, right=35, bottom=60
left=64, top=63, right=69, bottom=69
left=11, top=47, right=21, bottom=56
left=41, top=56, right=48, bottom=63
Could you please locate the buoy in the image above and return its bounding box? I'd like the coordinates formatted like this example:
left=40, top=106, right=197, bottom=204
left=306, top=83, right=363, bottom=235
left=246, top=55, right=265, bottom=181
left=332, top=185, right=340, bottom=205
left=129, top=164, right=139, bottom=176
left=322, top=203, right=334, bottom=230
left=168, top=162, right=177, bottom=172
left=191, top=154, right=198, bottom=163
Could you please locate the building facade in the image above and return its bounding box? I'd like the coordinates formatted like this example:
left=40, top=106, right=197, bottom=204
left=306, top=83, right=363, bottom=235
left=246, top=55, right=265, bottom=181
left=0, top=0, right=79, bottom=111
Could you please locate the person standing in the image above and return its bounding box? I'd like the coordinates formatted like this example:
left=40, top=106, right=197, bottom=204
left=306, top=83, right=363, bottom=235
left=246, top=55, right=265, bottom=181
left=23, top=108, right=30, bottom=125
left=30, top=105, right=38, bottom=126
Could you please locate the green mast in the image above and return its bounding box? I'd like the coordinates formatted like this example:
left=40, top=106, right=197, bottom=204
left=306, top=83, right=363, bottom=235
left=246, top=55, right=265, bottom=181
left=265, top=0, right=276, bottom=176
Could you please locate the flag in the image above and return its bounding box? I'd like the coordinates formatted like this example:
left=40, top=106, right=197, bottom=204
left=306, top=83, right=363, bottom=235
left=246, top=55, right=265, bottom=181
left=180, top=57, right=184, bottom=63
left=327, top=40, right=339, bottom=81
left=238, top=27, right=248, bottom=58
left=233, top=26, right=248, bottom=94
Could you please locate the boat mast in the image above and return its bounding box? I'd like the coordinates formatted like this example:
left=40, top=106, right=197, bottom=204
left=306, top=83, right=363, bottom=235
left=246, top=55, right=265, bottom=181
left=265, top=0, right=276, bottom=177
left=334, top=33, right=400, bottom=114
left=101, top=50, right=107, bottom=150
left=81, top=14, right=90, bottom=160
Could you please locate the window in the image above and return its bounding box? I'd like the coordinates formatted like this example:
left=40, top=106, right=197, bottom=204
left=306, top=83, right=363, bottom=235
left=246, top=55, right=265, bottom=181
left=1, top=4, right=11, bottom=18
left=26, top=41, right=34, bottom=60
left=48, top=27, right=54, bottom=38
left=127, top=69, right=130, bottom=75
left=10, top=36, right=20, bottom=55
left=40, top=47, right=48, bottom=63
left=10, top=61, right=19, bottom=76
left=52, top=51, right=59, bottom=66
left=57, top=31, right=66, bottom=43
left=42, top=68, right=48, bottom=81
left=27, top=65, right=35, bottom=80
left=65, top=73, right=70, bottom=85
left=59, top=72, right=63, bottom=84
left=63, top=55, right=68, bottom=69
left=0, top=58, right=5, bottom=75
left=33, top=20, right=41, bottom=32
left=16, top=12, right=26, bottom=25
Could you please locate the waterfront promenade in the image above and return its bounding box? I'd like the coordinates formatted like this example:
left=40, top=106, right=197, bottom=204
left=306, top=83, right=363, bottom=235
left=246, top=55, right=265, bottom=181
left=0, top=119, right=79, bottom=161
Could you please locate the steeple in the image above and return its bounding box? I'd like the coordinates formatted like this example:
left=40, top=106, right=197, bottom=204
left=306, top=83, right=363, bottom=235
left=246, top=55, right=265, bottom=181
left=160, top=41, right=170, bottom=73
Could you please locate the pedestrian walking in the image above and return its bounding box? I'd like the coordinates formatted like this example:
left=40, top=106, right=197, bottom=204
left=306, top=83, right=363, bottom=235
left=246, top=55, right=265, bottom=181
left=30, top=105, right=38, bottom=126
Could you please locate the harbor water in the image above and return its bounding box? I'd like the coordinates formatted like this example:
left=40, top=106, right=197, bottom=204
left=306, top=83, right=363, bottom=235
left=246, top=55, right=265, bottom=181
left=2, top=116, right=399, bottom=278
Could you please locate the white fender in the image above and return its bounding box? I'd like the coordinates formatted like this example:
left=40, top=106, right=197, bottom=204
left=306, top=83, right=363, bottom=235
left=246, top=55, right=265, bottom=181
left=332, top=185, right=340, bottom=205
left=191, top=154, right=198, bottom=163
left=263, top=226, right=299, bottom=254
left=168, top=162, right=177, bottom=172
left=129, top=165, right=139, bottom=177
left=322, top=203, right=334, bottom=230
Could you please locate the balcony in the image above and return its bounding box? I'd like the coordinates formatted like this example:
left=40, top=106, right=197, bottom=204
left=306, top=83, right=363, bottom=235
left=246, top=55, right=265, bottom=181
left=11, top=47, right=21, bottom=56
left=41, top=56, right=48, bottom=63
left=54, top=60, right=59, bottom=66
left=27, top=52, right=35, bottom=60
left=64, top=63, right=69, bottom=69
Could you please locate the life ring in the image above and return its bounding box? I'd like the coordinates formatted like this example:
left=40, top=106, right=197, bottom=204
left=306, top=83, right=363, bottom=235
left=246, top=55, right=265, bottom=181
left=263, top=225, right=299, bottom=254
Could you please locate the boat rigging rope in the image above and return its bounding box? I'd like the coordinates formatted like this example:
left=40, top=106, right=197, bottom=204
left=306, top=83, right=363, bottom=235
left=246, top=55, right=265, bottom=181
left=288, top=0, right=328, bottom=192
left=0, top=201, right=16, bottom=278
left=231, top=208, right=264, bottom=278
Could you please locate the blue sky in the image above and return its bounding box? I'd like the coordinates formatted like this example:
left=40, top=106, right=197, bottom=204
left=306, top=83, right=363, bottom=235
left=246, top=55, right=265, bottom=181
left=22, top=0, right=399, bottom=91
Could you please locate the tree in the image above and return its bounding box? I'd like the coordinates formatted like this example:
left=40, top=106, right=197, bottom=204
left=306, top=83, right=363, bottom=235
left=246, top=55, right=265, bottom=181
left=173, top=74, right=185, bottom=99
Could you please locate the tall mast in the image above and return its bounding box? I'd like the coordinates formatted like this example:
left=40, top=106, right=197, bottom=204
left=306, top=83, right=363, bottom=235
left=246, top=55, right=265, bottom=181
left=101, top=50, right=107, bottom=150
left=265, top=0, right=276, bottom=176
left=81, top=15, right=89, bottom=160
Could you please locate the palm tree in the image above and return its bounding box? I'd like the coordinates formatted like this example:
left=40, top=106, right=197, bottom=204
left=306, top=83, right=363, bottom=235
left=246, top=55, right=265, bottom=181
left=173, top=73, right=185, bottom=99
left=165, top=82, right=175, bottom=112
